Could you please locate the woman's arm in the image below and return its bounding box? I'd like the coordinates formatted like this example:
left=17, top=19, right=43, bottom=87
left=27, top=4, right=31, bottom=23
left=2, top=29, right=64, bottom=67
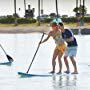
left=39, top=32, right=51, bottom=44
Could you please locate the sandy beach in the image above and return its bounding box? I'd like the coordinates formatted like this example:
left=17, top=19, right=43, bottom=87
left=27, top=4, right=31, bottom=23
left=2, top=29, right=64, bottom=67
left=0, top=25, right=50, bottom=34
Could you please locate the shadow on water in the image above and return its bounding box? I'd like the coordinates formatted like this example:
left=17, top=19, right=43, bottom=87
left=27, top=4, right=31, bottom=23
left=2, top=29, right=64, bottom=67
left=52, top=75, right=77, bottom=90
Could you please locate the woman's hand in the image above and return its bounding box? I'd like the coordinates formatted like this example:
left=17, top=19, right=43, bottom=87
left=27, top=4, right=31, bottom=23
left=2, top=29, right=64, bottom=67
left=39, top=41, right=42, bottom=44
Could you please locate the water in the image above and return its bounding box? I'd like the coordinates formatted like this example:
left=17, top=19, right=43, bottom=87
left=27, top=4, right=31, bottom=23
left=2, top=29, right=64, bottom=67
left=0, top=33, right=90, bottom=90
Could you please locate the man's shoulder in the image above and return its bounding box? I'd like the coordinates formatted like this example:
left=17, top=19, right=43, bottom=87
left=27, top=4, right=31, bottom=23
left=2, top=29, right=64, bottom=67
left=65, top=28, right=72, bottom=33
left=65, top=28, right=70, bottom=31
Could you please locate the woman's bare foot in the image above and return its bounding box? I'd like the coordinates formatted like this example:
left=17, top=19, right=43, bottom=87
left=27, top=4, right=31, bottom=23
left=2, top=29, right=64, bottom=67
left=64, top=71, right=70, bottom=74
left=49, top=71, right=55, bottom=74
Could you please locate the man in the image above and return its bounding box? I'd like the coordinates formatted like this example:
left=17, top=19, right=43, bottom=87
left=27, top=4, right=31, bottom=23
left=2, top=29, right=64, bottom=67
left=58, top=23, right=78, bottom=74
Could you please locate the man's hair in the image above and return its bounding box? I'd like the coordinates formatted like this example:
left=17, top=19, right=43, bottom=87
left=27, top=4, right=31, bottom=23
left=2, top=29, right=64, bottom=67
left=58, top=23, right=64, bottom=26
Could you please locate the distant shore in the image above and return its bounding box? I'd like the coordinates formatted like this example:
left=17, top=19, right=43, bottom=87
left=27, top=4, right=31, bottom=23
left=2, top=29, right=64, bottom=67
left=0, top=24, right=90, bottom=34
left=0, top=24, right=50, bottom=34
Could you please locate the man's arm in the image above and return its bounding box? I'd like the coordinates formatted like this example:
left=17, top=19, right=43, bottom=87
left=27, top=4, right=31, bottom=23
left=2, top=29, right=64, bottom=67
left=65, top=37, right=74, bottom=42
left=39, top=32, right=51, bottom=44
left=65, top=29, right=74, bottom=42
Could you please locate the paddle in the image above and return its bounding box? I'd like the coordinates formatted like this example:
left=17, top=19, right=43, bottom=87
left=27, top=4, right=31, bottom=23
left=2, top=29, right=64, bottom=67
left=55, top=0, right=60, bottom=23
left=55, top=0, right=59, bottom=18
left=26, top=33, right=44, bottom=73
left=0, top=44, right=14, bottom=62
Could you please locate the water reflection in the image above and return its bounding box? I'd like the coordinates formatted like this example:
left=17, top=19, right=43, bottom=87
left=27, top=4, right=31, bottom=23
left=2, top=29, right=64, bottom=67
left=52, top=75, right=77, bottom=90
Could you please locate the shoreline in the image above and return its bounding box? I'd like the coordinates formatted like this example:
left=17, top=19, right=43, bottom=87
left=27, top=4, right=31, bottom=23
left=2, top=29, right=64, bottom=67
left=0, top=25, right=50, bottom=34
left=0, top=25, right=90, bottom=34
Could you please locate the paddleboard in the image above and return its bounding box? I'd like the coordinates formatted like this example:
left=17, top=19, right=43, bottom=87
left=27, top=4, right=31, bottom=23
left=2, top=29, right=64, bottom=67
left=18, top=72, right=54, bottom=77
left=17, top=72, right=70, bottom=77
left=0, top=61, right=12, bottom=65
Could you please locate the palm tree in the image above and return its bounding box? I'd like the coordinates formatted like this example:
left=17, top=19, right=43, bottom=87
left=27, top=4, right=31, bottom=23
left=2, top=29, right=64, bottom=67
left=14, top=0, right=16, bottom=15
left=73, top=7, right=79, bottom=14
left=82, top=0, right=85, bottom=17
left=79, top=5, right=87, bottom=16
left=38, top=0, right=40, bottom=26
left=13, top=0, right=19, bottom=17
left=55, top=0, right=59, bottom=17
left=73, top=5, right=87, bottom=17
left=24, top=0, right=26, bottom=17
left=76, top=0, right=78, bottom=8
left=41, top=0, right=43, bottom=15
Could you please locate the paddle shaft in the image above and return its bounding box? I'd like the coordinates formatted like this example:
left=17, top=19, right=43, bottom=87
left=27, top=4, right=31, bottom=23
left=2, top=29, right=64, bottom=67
left=0, top=44, right=7, bottom=56
left=26, top=33, right=44, bottom=73
left=55, top=0, right=59, bottom=17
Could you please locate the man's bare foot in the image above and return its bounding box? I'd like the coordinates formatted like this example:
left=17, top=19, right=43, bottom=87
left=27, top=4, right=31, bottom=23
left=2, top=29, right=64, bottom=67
left=64, top=71, right=70, bottom=74
left=71, top=72, right=78, bottom=74
left=57, top=71, right=62, bottom=74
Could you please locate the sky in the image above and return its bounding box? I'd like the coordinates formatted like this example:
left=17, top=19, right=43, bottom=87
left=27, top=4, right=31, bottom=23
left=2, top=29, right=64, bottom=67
left=0, top=0, right=90, bottom=17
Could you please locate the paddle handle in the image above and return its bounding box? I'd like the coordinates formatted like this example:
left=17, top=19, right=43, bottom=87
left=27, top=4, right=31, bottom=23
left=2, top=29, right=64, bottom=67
left=26, top=33, right=44, bottom=73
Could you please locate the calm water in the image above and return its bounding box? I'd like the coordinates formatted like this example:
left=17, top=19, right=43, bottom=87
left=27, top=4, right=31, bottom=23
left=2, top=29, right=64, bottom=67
left=0, top=33, right=90, bottom=90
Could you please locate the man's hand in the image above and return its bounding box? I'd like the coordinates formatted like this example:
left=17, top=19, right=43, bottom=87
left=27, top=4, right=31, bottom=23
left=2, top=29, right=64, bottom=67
left=65, top=37, right=74, bottom=42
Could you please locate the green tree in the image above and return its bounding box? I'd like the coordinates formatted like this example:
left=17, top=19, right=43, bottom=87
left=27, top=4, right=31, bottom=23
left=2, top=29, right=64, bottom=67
left=73, top=5, right=87, bottom=17
left=73, top=7, right=79, bottom=14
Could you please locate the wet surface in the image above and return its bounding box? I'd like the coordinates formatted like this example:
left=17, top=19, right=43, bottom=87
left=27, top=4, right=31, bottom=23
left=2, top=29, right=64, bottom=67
left=0, top=33, right=90, bottom=90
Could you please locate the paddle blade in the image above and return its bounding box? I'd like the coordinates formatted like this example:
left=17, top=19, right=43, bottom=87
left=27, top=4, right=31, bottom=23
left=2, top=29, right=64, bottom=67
left=6, top=55, right=14, bottom=62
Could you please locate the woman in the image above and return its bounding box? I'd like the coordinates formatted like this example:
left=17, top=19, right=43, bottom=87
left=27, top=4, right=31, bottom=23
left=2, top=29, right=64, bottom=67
left=39, top=22, right=66, bottom=74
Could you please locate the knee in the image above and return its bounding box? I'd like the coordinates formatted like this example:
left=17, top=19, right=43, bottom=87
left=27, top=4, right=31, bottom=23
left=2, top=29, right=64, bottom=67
left=70, top=56, right=76, bottom=63
left=70, top=56, right=74, bottom=61
left=64, top=56, right=69, bottom=65
left=52, top=61, right=56, bottom=66
left=64, top=56, right=67, bottom=61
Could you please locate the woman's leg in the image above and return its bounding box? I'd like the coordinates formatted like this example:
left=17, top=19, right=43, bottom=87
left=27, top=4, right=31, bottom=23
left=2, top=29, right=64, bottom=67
left=50, top=48, right=59, bottom=73
left=57, top=52, right=63, bottom=73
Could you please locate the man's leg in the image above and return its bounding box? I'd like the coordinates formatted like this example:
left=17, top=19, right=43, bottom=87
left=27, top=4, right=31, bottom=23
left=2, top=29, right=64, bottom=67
left=70, top=56, right=78, bottom=74
left=64, top=56, right=70, bottom=74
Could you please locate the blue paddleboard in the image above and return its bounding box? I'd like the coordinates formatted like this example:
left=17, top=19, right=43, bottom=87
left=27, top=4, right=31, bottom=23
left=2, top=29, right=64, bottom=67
left=17, top=72, right=70, bottom=77
left=18, top=72, right=53, bottom=77
left=0, top=61, right=12, bottom=65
